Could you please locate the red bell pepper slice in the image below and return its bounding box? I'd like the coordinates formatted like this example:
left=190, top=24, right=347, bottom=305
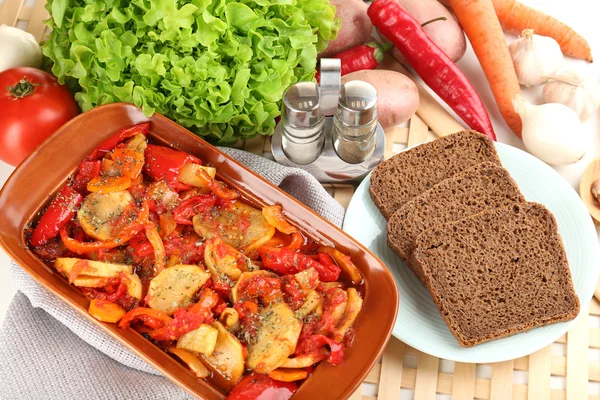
left=72, top=159, right=102, bottom=193
left=130, top=232, right=154, bottom=258
left=30, top=185, right=83, bottom=247
left=260, top=247, right=341, bottom=282
left=163, top=234, right=205, bottom=265
left=226, top=373, right=297, bottom=400
left=58, top=201, right=149, bottom=254
left=191, top=168, right=239, bottom=200
left=143, top=145, right=201, bottom=191
left=172, top=194, right=217, bottom=225
left=149, top=299, right=217, bottom=341
left=119, top=307, right=173, bottom=330
left=88, top=122, right=150, bottom=160
left=294, top=334, right=344, bottom=366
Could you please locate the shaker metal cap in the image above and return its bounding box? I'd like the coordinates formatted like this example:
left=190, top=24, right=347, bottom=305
left=336, top=80, right=378, bottom=126
left=282, top=82, right=322, bottom=128
left=319, top=58, right=341, bottom=116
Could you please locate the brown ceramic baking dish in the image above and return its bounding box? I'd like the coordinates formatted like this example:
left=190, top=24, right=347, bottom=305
left=0, top=103, right=398, bottom=399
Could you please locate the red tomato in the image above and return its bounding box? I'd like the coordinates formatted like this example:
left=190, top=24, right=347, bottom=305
left=226, top=373, right=296, bottom=400
left=0, top=67, right=78, bottom=166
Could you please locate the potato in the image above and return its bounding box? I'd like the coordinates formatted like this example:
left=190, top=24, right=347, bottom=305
left=204, top=237, right=251, bottom=284
left=177, top=324, right=219, bottom=355
left=332, top=288, right=363, bottom=341
left=321, top=288, right=348, bottom=333
left=384, top=0, right=466, bottom=63
left=122, top=273, right=143, bottom=300
left=55, top=257, right=132, bottom=278
left=296, top=290, right=322, bottom=319
left=146, top=264, right=211, bottom=315
left=320, top=0, right=373, bottom=57
left=77, top=191, right=135, bottom=241
left=341, top=70, right=419, bottom=128
left=200, top=322, right=245, bottom=390
left=246, top=302, right=303, bottom=374
left=178, top=163, right=217, bottom=187
left=193, top=201, right=274, bottom=250
left=55, top=258, right=142, bottom=299
left=168, top=346, right=211, bottom=379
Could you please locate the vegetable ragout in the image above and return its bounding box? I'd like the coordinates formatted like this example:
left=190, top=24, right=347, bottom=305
left=26, top=123, right=364, bottom=398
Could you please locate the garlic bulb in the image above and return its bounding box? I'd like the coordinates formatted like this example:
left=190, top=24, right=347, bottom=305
left=509, top=29, right=564, bottom=87
left=513, top=95, right=586, bottom=165
left=543, top=71, right=600, bottom=120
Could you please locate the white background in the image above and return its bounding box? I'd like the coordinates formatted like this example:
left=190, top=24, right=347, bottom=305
left=0, top=0, right=599, bottom=397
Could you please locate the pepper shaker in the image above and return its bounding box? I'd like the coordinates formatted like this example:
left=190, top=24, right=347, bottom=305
left=271, top=59, right=385, bottom=182
left=332, top=80, right=378, bottom=164
left=280, top=82, right=324, bottom=165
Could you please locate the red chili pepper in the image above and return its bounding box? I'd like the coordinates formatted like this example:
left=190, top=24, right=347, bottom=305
left=88, top=122, right=150, bottom=160
left=316, top=42, right=392, bottom=82
left=259, top=247, right=340, bottom=282
left=294, top=334, right=344, bottom=366
left=172, top=194, right=217, bottom=225
left=72, top=159, right=102, bottom=193
left=143, top=145, right=201, bottom=191
left=368, top=0, right=496, bottom=140
left=226, top=373, right=297, bottom=400
left=30, top=185, right=83, bottom=247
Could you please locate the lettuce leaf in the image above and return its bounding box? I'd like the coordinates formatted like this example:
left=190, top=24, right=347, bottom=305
left=43, top=0, right=339, bottom=144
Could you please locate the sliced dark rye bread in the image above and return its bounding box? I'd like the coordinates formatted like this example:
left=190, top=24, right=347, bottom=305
left=387, top=162, right=526, bottom=284
left=411, top=202, right=580, bottom=347
left=369, top=130, right=501, bottom=219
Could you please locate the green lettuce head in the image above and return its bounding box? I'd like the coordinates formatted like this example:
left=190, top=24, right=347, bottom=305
left=43, top=0, right=339, bottom=144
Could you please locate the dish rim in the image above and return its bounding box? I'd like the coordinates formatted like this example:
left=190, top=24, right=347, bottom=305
left=0, top=102, right=399, bottom=399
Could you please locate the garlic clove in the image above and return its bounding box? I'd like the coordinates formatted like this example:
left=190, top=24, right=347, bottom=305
left=543, top=71, right=600, bottom=120
left=509, top=29, right=564, bottom=87
left=514, top=95, right=586, bottom=166
left=591, top=179, right=600, bottom=202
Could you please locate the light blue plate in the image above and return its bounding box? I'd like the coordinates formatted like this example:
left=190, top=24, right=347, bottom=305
left=343, top=142, right=599, bottom=363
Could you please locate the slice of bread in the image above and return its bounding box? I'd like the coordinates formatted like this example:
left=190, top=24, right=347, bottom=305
left=369, top=130, right=501, bottom=219
left=387, top=162, right=526, bottom=284
left=411, top=202, right=580, bottom=347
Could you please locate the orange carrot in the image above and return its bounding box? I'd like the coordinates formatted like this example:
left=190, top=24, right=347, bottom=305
left=450, top=0, right=522, bottom=137
left=492, top=0, right=592, bottom=62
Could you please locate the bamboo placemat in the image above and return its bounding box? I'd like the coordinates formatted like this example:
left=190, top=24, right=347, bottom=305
left=3, top=0, right=599, bottom=398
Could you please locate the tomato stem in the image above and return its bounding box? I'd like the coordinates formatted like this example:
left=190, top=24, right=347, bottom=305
left=421, top=16, right=447, bottom=27
left=7, top=76, right=39, bottom=99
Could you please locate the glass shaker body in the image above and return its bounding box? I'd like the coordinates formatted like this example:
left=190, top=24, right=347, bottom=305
left=280, top=82, right=325, bottom=165
left=332, top=81, right=378, bottom=164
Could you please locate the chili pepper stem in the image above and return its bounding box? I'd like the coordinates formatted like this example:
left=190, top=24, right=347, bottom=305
left=421, top=16, right=448, bottom=27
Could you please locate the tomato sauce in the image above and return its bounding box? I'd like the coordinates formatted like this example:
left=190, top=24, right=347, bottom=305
left=26, top=125, right=366, bottom=399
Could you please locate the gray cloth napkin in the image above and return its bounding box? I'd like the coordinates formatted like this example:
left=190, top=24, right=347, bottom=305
left=0, top=148, right=346, bottom=399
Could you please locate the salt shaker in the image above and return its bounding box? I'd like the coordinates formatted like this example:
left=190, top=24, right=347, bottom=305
left=270, top=58, right=385, bottom=183
left=332, top=80, right=378, bottom=164
left=280, top=82, right=325, bottom=165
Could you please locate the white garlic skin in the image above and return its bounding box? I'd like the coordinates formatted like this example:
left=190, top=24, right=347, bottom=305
left=514, top=96, right=586, bottom=166
left=543, top=71, right=600, bottom=120
left=509, top=29, right=564, bottom=87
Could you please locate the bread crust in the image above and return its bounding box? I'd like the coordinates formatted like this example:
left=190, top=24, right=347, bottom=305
left=369, top=130, right=501, bottom=219
left=411, top=202, right=580, bottom=347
